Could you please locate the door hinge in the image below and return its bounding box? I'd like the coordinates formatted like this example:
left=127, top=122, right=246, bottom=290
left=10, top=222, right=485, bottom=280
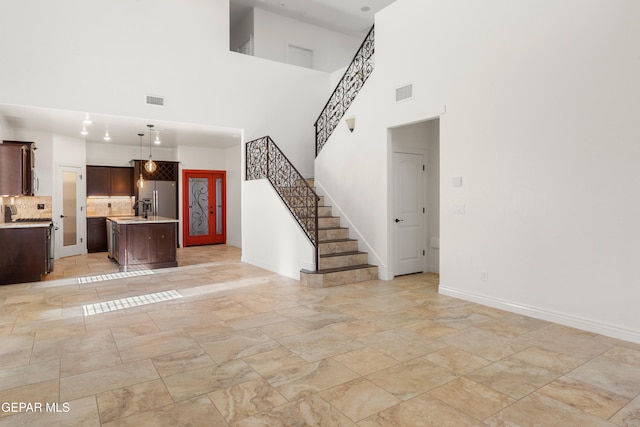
left=423, top=207, right=425, bottom=213
left=422, top=164, right=425, bottom=171
left=80, top=237, right=84, bottom=243
left=422, top=250, right=425, bottom=256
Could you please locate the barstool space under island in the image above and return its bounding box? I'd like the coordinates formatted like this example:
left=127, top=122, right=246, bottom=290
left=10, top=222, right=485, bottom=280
left=107, top=216, right=178, bottom=271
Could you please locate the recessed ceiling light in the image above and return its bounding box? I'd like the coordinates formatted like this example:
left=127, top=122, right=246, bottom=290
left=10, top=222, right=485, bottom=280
left=361, top=6, right=371, bottom=12
left=81, top=125, right=88, bottom=136
left=104, top=130, right=111, bottom=141
left=83, top=113, right=92, bottom=125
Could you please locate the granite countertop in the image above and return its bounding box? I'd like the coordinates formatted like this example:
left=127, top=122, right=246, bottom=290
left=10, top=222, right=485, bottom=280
left=0, top=221, right=52, bottom=229
left=107, top=216, right=178, bottom=224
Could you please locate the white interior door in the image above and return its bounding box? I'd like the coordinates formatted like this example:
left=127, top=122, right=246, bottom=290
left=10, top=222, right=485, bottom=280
left=287, top=44, right=313, bottom=69
left=55, top=164, right=85, bottom=258
left=393, top=152, right=425, bottom=275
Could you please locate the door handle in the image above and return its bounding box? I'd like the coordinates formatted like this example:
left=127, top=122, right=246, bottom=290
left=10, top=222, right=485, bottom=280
left=60, top=215, right=65, bottom=218
left=394, top=218, right=404, bottom=223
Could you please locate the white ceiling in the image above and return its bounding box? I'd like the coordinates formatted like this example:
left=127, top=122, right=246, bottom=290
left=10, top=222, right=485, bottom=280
left=230, top=0, right=395, bottom=37
left=0, top=104, right=242, bottom=149
left=1, top=1, right=395, bottom=150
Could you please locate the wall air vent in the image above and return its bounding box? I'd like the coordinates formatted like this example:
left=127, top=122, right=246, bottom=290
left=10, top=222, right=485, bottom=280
left=395, top=84, right=414, bottom=102
left=145, top=95, right=165, bottom=106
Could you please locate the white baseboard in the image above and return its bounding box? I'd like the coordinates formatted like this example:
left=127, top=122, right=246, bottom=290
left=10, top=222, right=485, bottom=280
left=439, top=285, right=640, bottom=345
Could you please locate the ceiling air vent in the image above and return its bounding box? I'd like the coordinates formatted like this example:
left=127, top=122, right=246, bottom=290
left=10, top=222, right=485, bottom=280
left=395, top=84, right=414, bottom=102
left=145, top=95, right=165, bottom=106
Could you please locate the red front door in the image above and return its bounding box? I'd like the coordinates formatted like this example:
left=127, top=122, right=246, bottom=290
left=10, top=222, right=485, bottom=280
left=182, top=170, right=226, bottom=246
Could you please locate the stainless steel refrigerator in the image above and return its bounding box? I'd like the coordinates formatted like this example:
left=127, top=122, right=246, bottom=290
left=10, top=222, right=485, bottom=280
left=138, top=180, right=177, bottom=219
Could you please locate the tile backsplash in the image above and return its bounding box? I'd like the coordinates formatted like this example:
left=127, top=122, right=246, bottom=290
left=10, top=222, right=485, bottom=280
left=86, top=197, right=135, bottom=217
left=0, top=196, right=136, bottom=223
left=0, top=196, right=52, bottom=223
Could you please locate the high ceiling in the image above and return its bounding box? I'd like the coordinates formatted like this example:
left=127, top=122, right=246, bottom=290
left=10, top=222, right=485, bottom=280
left=230, top=0, right=395, bottom=37
left=1, top=1, right=395, bottom=149
left=0, top=104, right=241, bottom=149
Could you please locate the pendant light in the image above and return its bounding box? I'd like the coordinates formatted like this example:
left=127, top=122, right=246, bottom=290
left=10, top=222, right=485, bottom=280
left=136, top=133, right=145, bottom=189
left=144, top=124, right=157, bottom=173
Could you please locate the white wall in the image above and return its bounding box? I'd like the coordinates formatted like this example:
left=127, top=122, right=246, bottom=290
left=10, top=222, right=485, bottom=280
left=317, top=0, right=640, bottom=342
left=0, top=113, right=15, bottom=142
left=230, top=8, right=254, bottom=53
left=225, top=144, right=242, bottom=248
left=0, top=0, right=328, bottom=178
left=253, top=8, right=363, bottom=73
left=241, top=179, right=315, bottom=279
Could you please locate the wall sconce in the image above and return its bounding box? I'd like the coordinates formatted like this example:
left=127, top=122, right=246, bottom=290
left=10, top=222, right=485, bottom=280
left=345, top=116, right=356, bottom=133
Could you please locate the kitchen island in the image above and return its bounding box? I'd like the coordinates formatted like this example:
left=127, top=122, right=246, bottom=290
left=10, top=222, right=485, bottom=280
left=107, top=216, right=178, bottom=271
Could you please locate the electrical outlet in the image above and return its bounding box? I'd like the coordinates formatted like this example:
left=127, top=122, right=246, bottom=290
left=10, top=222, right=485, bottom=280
left=480, top=271, right=489, bottom=282
left=37, top=203, right=45, bottom=209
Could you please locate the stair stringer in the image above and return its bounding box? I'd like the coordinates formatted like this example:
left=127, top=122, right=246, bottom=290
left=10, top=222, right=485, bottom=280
left=314, top=180, right=391, bottom=280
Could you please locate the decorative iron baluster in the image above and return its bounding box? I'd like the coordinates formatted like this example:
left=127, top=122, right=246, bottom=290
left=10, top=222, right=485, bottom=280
left=315, top=25, right=375, bottom=156
left=246, top=136, right=320, bottom=270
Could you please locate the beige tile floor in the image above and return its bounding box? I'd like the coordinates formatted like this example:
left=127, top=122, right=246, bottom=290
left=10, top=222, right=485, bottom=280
left=1, top=245, right=640, bottom=426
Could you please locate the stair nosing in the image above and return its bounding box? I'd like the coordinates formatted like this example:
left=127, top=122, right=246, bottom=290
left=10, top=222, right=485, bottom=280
left=320, top=251, right=368, bottom=259
left=318, top=238, right=358, bottom=244
left=301, top=264, right=377, bottom=274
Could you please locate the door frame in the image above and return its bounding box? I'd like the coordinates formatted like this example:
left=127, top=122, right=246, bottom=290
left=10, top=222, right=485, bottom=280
left=182, top=169, right=226, bottom=246
left=54, top=163, right=86, bottom=258
left=388, top=118, right=440, bottom=277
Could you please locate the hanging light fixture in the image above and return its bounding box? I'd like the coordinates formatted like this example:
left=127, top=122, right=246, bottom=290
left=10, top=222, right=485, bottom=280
left=144, top=124, right=157, bottom=173
left=136, top=133, right=145, bottom=189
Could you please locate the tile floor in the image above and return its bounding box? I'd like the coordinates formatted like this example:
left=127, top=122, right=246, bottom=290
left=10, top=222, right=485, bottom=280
left=1, top=245, right=640, bottom=426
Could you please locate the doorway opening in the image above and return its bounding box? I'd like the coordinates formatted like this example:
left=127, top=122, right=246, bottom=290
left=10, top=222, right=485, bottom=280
left=182, top=170, right=226, bottom=247
left=390, top=118, right=440, bottom=276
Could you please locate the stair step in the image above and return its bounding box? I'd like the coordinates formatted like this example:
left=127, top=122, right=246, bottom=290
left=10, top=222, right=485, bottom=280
left=318, top=227, right=349, bottom=240
left=318, top=216, right=340, bottom=228
left=318, top=206, right=332, bottom=216
left=319, top=251, right=369, bottom=269
left=300, top=264, right=379, bottom=288
left=318, top=238, right=358, bottom=255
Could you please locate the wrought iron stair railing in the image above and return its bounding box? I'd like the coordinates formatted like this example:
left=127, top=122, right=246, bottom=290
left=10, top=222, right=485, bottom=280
left=246, top=136, right=320, bottom=270
left=314, top=25, right=375, bottom=156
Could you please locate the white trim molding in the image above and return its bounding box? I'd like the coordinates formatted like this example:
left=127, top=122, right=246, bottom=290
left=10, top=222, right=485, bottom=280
left=439, top=285, right=640, bottom=345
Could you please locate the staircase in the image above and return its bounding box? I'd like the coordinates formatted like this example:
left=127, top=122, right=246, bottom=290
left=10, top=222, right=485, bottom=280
left=298, top=179, right=378, bottom=288
left=246, top=27, right=377, bottom=287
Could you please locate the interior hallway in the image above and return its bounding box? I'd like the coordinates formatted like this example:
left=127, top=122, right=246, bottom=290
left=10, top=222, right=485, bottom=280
left=1, top=245, right=640, bottom=426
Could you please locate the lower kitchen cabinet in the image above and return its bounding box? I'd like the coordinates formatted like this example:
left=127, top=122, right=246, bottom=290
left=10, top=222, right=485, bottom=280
left=87, top=217, right=108, bottom=253
left=0, top=226, right=50, bottom=285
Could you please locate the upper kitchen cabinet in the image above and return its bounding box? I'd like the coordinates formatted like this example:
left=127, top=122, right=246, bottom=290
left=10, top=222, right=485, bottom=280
left=87, top=166, right=134, bottom=196
left=109, top=167, right=134, bottom=196
left=0, top=141, right=36, bottom=196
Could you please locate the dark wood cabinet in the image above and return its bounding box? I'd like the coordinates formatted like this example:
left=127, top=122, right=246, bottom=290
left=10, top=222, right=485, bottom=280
left=0, top=141, right=35, bottom=196
left=0, top=226, right=48, bottom=285
left=87, top=166, right=134, bottom=196
left=111, top=220, right=177, bottom=270
left=110, top=167, right=134, bottom=196
left=86, top=166, right=110, bottom=196
left=87, top=217, right=108, bottom=253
